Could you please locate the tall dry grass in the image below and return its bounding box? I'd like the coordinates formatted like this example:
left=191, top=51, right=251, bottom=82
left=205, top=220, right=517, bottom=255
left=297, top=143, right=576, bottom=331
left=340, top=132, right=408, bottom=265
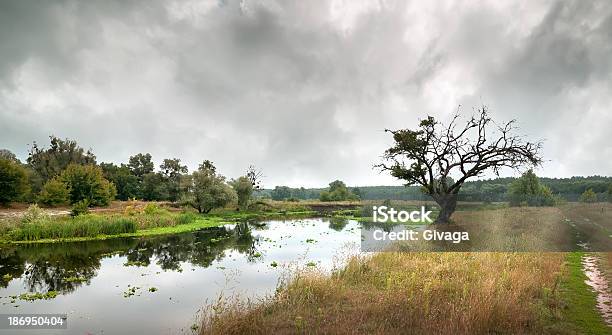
left=200, top=253, right=564, bottom=334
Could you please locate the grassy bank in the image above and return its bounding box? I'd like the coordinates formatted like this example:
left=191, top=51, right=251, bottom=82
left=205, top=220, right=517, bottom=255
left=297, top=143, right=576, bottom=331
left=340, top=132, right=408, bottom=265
left=200, top=252, right=610, bottom=335
left=200, top=252, right=565, bottom=334
left=0, top=202, right=321, bottom=244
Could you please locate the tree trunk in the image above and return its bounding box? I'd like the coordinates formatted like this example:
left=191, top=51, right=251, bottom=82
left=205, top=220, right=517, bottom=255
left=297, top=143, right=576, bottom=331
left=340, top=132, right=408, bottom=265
left=434, top=194, right=457, bottom=224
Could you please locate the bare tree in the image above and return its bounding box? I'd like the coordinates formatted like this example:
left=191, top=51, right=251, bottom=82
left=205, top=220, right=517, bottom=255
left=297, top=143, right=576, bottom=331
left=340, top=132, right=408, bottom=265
left=246, top=165, right=264, bottom=190
left=377, top=106, right=542, bottom=223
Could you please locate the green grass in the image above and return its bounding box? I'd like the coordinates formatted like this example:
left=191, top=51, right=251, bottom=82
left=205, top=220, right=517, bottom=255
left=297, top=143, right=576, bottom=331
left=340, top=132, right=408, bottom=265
left=555, top=252, right=609, bottom=335
left=2, top=217, right=227, bottom=244
left=8, top=216, right=137, bottom=241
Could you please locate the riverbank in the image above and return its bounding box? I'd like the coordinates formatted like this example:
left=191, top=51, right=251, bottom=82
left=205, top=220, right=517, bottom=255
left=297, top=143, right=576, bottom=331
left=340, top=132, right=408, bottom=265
left=0, top=201, right=325, bottom=244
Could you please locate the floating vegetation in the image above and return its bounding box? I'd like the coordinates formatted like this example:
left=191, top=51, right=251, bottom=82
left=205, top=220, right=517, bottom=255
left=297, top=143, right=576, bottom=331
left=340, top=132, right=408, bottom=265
left=123, top=285, right=141, bottom=298
left=210, top=237, right=230, bottom=243
left=148, top=287, right=158, bottom=293
left=253, top=252, right=263, bottom=258
left=123, top=260, right=148, bottom=267
left=305, top=239, right=317, bottom=243
left=64, top=276, right=87, bottom=283
left=18, top=291, right=58, bottom=301
left=270, top=261, right=278, bottom=267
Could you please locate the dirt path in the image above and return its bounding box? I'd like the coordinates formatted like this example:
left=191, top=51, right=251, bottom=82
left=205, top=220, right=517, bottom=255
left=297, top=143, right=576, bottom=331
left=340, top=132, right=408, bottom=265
left=582, top=254, right=612, bottom=326
left=559, top=204, right=612, bottom=328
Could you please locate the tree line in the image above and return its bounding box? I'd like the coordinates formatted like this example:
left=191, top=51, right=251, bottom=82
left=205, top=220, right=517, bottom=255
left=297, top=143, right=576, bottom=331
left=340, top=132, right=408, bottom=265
left=2, top=136, right=610, bottom=210
left=0, top=136, right=260, bottom=213
left=266, top=180, right=361, bottom=202
left=261, top=174, right=612, bottom=203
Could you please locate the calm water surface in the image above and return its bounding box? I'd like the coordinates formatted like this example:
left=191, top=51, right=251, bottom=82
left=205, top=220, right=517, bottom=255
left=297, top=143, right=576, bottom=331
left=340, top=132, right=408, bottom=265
left=0, top=218, right=363, bottom=334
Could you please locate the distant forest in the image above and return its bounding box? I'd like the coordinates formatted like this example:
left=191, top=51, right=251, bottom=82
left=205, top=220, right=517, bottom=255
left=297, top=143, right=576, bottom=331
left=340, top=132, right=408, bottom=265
left=261, top=176, right=612, bottom=202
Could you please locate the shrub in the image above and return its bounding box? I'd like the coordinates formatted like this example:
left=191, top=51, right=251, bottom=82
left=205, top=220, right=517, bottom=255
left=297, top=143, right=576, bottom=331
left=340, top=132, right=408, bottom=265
left=507, top=170, right=556, bottom=207
left=38, top=178, right=70, bottom=206
left=60, top=164, right=117, bottom=206
left=71, top=200, right=90, bottom=217
left=0, top=159, right=29, bottom=205
left=319, top=191, right=331, bottom=202
left=21, top=204, right=50, bottom=224
left=124, top=205, right=139, bottom=216
left=580, top=188, right=598, bottom=203
left=143, top=203, right=165, bottom=215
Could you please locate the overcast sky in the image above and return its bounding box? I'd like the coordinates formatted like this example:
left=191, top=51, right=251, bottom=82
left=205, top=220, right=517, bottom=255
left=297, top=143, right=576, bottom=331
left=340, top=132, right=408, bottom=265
left=1, top=0, right=611, bottom=187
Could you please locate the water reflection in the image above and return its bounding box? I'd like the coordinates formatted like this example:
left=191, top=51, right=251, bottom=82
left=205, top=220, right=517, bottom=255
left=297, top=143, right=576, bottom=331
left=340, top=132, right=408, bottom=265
left=328, top=218, right=350, bottom=231
left=0, top=223, right=256, bottom=293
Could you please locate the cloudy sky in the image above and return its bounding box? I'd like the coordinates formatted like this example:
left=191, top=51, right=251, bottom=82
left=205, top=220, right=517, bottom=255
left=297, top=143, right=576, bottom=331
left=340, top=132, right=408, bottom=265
left=0, top=0, right=610, bottom=187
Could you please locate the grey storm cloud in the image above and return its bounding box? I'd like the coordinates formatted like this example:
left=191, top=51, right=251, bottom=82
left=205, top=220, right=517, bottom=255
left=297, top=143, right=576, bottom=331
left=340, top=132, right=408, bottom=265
left=0, top=0, right=610, bottom=187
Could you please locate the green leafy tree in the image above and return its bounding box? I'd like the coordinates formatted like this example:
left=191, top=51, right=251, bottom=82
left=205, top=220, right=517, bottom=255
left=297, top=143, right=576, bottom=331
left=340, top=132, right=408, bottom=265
left=0, top=149, right=19, bottom=163
left=320, top=180, right=359, bottom=201
left=0, top=159, right=29, bottom=205
left=352, top=187, right=362, bottom=199
left=160, top=158, right=188, bottom=202
left=199, top=160, right=216, bottom=173
left=319, top=191, right=332, bottom=201
left=38, top=178, right=70, bottom=206
left=378, top=106, right=542, bottom=223
left=24, top=166, right=44, bottom=200
left=128, top=153, right=154, bottom=179
left=580, top=188, right=598, bottom=203
left=608, top=184, right=612, bottom=203
left=141, top=172, right=168, bottom=201
left=231, top=176, right=253, bottom=210
left=27, top=136, right=96, bottom=182
left=507, top=169, right=555, bottom=206
left=184, top=163, right=236, bottom=213
left=59, top=164, right=116, bottom=206
left=100, top=163, right=139, bottom=200
left=271, top=186, right=292, bottom=201
left=292, top=187, right=308, bottom=199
